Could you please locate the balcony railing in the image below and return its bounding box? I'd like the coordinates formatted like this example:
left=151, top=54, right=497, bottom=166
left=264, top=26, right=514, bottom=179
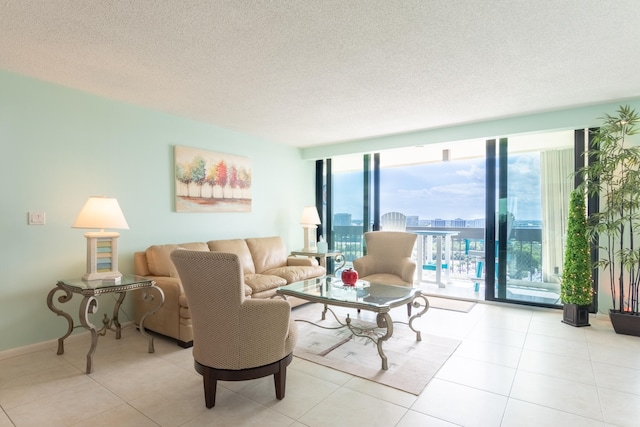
left=331, top=225, right=543, bottom=283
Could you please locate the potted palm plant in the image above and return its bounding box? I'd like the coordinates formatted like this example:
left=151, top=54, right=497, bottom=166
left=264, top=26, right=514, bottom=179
left=560, top=189, right=592, bottom=326
left=578, top=105, right=640, bottom=336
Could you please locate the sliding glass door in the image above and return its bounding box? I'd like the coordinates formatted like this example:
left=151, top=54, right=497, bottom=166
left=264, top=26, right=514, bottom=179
left=490, top=133, right=574, bottom=306
left=320, top=130, right=582, bottom=308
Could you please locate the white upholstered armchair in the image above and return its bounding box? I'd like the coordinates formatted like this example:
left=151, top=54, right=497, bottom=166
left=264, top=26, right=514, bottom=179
left=353, top=231, right=418, bottom=314
left=170, top=250, right=298, bottom=409
left=353, top=231, right=417, bottom=286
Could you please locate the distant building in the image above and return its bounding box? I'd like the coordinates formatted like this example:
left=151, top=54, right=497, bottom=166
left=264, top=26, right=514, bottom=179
left=406, top=216, right=419, bottom=226
left=432, top=218, right=447, bottom=227
left=333, top=213, right=352, bottom=226
left=467, top=218, right=486, bottom=228
left=451, top=218, right=466, bottom=228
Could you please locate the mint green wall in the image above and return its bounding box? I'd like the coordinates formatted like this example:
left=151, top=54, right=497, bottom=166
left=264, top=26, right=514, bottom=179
left=0, top=70, right=315, bottom=352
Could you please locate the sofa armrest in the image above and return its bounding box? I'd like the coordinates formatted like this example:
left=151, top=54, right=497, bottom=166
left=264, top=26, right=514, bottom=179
left=134, top=251, right=151, bottom=276
left=286, top=256, right=319, bottom=267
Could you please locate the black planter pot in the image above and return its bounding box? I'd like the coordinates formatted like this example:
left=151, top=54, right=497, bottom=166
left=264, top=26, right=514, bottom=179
left=609, top=310, right=640, bottom=336
left=562, top=304, right=591, bottom=327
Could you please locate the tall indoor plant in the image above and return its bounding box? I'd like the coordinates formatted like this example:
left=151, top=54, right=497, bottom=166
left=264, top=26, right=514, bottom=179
left=560, top=189, right=593, bottom=326
left=578, top=105, right=640, bottom=335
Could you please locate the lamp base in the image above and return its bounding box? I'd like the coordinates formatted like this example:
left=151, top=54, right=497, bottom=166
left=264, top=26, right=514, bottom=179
left=83, top=231, right=122, bottom=282
left=302, top=225, right=318, bottom=253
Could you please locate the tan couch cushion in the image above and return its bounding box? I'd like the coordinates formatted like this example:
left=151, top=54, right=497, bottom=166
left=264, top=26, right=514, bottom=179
left=245, top=236, right=288, bottom=273
left=264, top=265, right=326, bottom=283
left=286, top=256, right=320, bottom=267
left=243, top=284, right=253, bottom=297
left=207, top=239, right=256, bottom=274
left=146, top=242, right=209, bottom=277
left=244, top=273, right=287, bottom=293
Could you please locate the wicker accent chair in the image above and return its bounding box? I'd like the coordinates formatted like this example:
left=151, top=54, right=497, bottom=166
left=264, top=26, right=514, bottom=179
left=170, top=250, right=298, bottom=409
left=353, top=231, right=418, bottom=314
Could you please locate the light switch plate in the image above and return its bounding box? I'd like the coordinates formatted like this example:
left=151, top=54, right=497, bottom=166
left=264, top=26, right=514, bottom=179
left=28, top=211, right=46, bottom=225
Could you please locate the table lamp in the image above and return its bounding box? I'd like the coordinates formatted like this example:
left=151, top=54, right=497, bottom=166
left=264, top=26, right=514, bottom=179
left=300, top=206, right=321, bottom=252
left=72, top=196, right=129, bottom=281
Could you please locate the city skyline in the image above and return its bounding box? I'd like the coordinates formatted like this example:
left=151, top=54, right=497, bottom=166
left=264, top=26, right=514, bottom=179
left=333, top=153, right=543, bottom=222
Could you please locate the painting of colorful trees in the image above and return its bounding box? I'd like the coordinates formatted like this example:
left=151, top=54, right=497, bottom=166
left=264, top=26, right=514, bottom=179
left=174, top=145, right=252, bottom=212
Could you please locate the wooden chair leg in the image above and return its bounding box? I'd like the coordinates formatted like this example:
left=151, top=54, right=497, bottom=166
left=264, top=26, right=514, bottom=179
left=274, top=360, right=287, bottom=400
left=203, top=367, right=218, bottom=408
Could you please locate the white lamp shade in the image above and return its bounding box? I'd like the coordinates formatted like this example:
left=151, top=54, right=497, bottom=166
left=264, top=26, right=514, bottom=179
left=72, top=196, right=129, bottom=230
left=300, top=206, right=321, bottom=225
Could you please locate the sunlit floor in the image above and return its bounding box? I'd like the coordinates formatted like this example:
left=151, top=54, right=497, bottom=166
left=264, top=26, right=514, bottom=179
left=419, top=275, right=486, bottom=301
left=2, top=301, right=640, bottom=426
left=418, top=272, right=562, bottom=307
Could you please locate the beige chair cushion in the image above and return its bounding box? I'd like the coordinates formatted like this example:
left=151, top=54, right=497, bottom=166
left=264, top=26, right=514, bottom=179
left=207, top=239, right=256, bottom=274
left=146, top=242, right=209, bottom=277
left=356, top=273, right=409, bottom=287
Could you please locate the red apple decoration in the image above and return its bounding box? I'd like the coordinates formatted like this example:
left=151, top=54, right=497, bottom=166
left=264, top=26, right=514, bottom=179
left=341, top=268, right=359, bottom=286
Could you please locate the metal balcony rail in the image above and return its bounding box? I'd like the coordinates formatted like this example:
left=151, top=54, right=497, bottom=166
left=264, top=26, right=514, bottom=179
left=331, top=225, right=543, bottom=283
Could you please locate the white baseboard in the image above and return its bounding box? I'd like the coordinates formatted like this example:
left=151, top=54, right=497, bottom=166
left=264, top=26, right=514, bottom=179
left=0, top=321, right=135, bottom=361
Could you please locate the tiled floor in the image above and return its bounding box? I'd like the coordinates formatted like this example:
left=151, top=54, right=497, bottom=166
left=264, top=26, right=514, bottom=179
left=419, top=275, right=561, bottom=306
left=1, top=301, right=640, bottom=426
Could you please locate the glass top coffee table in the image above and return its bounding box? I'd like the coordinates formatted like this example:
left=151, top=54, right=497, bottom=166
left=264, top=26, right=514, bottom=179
left=276, top=276, right=429, bottom=370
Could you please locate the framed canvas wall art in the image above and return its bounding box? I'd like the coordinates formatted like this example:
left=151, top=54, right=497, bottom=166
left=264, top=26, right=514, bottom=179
left=174, top=145, right=252, bottom=212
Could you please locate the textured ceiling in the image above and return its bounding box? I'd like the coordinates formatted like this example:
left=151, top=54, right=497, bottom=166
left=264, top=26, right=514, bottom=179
left=2, top=0, right=640, bottom=147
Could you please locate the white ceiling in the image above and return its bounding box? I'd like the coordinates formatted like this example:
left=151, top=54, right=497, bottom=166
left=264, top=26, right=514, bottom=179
left=2, top=1, right=640, bottom=148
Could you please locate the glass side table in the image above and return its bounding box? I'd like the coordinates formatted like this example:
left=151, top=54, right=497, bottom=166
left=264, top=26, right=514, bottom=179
left=46, top=274, right=164, bottom=374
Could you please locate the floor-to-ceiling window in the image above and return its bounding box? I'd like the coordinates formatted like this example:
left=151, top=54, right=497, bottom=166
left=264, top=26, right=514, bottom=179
left=379, top=142, right=486, bottom=291
left=490, top=133, right=574, bottom=306
left=328, top=154, right=371, bottom=265
left=321, top=130, right=580, bottom=308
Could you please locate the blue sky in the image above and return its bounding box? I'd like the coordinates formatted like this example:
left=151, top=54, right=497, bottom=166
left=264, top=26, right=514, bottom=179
left=333, top=153, right=542, bottom=221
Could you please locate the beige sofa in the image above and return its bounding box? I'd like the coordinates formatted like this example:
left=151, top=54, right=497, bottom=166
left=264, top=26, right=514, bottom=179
left=133, top=236, right=325, bottom=347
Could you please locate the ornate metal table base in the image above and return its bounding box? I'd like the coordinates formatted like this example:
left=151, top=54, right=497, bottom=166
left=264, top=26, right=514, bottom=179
left=300, top=294, right=430, bottom=370
left=47, top=277, right=164, bottom=374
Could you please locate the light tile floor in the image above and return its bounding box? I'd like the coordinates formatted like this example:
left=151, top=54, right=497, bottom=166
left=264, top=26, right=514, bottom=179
left=1, top=301, right=640, bottom=426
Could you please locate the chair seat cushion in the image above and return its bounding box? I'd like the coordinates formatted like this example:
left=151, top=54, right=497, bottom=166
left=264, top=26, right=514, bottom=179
left=359, top=273, right=411, bottom=287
